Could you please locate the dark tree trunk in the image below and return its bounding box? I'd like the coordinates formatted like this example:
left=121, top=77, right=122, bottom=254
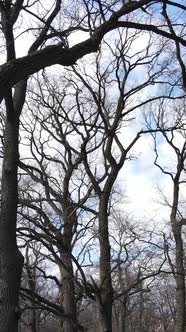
left=173, top=225, right=186, bottom=332
left=98, top=196, right=113, bottom=332
left=0, top=0, right=184, bottom=103
left=59, top=204, right=78, bottom=332
left=0, top=114, right=24, bottom=331
left=59, top=251, right=77, bottom=332
left=0, top=5, right=26, bottom=330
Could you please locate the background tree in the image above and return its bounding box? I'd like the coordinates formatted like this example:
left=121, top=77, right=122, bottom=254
left=15, top=30, right=178, bottom=330
left=146, top=98, right=186, bottom=332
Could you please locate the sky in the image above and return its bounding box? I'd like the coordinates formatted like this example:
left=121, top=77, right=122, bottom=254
left=2, top=0, right=185, bottom=231
left=118, top=135, right=172, bottom=223
left=2, top=0, right=185, bottom=286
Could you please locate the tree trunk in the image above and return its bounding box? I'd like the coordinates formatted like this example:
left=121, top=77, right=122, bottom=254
left=119, top=301, right=127, bottom=332
left=98, top=196, right=113, bottom=332
left=59, top=250, right=77, bottom=332
left=119, top=298, right=127, bottom=332
left=0, top=6, right=26, bottom=330
left=174, top=226, right=186, bottom=332
left=117, top=264, right=127, bottom=332
left=59, top=203, right=78, bottom=332
left=25, top=255, right=37, bottom=332
left=0, top=114, right=24, bottom=331
left=139, top=287, right=144, bottom=332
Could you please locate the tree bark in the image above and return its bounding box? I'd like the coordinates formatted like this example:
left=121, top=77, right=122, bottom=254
left=0, top=4, right=26, bottom=329
left=119, top=299, right=127, bottom=332
left=98, top=196, right=113, bottom=332
left=173, top=225, right=186, bottom=332
left=59, top=251, right=77, bottom=332
left=25, top=251, right=38, bottom=332
left=0, top=113, right=24, bottom=331
left=59, top=204, right=78, bottom=332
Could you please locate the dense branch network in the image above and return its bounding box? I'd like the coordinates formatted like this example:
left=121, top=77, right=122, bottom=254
left=0, top=0, right=186, bottom=102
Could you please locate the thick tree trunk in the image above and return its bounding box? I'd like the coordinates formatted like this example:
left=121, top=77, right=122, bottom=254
left=98, top=196, right=113, bottom=332
left=0, top=115, right=24, bottom=331
left=59, top=203, right=78, bottom=332
left=174, top=227, right=186, bottom=332
left=0, top=6, right=26, bottom=329
left=60, top=250, right=77, bottom=332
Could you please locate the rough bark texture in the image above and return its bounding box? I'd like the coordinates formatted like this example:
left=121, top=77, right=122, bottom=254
left=173, top=224, right=186, bottom=332
left=59, top=251, right=77, bottom=332
left=0, top=114, right=24, bottom=331
left=0, top=3, right=26, bottom=329
left=59, top=203, right=78, bottom=332
left=171, top=169, right=186, bottom=332
left=98, top=196, right=113, bottom=332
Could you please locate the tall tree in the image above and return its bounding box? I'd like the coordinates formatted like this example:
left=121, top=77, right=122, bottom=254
left=17, top=30, right=176, bottom=330
left=147, top=98, right=186, bottom=332
left=18, top=74, right=97, bottom=331
left=0, top=1, right=64, bottom=330
left=0, top=1, right=185, bottom=331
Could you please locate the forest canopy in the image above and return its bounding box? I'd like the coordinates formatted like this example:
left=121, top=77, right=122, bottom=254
left=0, top=1, right=186, bottom=332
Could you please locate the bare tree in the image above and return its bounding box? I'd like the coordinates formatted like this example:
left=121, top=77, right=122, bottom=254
left=17, top=31, right=179, bottom=330
left=0, top=1, right=69, bottom=330
left=70, top=34, right=179, bottom=330
left=146, top=98, right=186, bottom=332
left=0, top=1, right=185, bottom=101
left=17, top=71, right=101, bottom=331
left=0, top=1, right=185, bottom=331
left=110, top=211, right=172, bottom=332
left=19, top=241, right=62, bottom=332
left=19, top=242, right=46, bottom=332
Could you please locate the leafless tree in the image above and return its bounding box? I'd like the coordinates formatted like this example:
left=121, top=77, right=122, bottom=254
left=17, top=82, right=96, bottom=331
left=146, top=98, right=186, bottom=332
left=0, top=1, right=185, bottom=331
left=16, top=31, right=179, bottom=331
left=19, top=240, right=63, bottom=332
